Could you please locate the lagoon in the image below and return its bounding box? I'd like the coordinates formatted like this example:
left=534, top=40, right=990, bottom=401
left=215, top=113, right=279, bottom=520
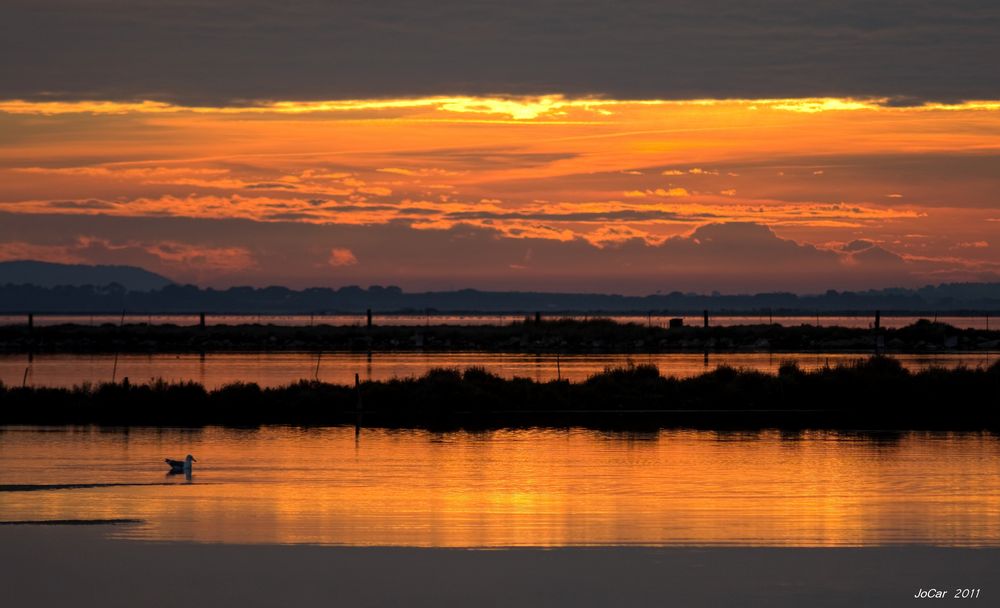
left=4, top=351, right=996, bottom=389
left=2, top=426, right=999, bottom=547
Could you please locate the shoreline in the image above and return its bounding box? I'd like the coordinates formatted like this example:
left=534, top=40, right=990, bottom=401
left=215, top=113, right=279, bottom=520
left=1, top=525, right=996, bottom=607
left=3, top=318, right=998, bottom=354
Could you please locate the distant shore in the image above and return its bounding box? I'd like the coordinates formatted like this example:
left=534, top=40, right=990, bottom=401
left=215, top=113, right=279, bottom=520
left=2, top=356, right=998, bottom=429
left=2, top=318, right=998, bottom=354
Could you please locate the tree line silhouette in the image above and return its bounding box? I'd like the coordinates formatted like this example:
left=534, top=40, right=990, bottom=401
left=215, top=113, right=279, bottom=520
left=2, top=281, right=1000, bottom=313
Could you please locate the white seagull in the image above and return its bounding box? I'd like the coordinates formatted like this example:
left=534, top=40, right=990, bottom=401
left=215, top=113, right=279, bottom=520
left=165, top=454, right=196, bottom=474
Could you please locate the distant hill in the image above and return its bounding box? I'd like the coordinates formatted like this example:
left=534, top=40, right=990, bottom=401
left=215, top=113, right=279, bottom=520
left=0, top=261, right=173, bottom=292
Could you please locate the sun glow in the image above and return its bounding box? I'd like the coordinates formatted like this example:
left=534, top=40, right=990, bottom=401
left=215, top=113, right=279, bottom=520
left=1, top=94, right=998, bottom=287
left=4, top=95, right=999, bottom=120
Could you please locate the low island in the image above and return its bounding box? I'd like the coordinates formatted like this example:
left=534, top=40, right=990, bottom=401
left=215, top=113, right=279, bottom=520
left=2, top=356, right=998, bottom=430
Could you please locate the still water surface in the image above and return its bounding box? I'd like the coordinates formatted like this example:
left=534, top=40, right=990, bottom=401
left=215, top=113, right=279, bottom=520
left=5, top=351, right=996, bottom=388
left=2, top=426, right=999, bottom=547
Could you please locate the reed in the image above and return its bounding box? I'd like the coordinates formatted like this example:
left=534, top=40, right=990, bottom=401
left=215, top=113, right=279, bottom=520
left=1, top=357, right=997, bottom=430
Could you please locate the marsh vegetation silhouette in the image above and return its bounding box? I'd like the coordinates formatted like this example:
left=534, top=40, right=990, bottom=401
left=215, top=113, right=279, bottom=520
left=1, top=357, right=997, bottom=430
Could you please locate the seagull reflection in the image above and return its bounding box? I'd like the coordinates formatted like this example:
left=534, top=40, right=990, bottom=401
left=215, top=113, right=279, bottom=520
left=165, top=469, right=193, bottom=482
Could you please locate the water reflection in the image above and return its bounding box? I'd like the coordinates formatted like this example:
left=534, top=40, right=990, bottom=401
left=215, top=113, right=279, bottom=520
left=2, top=351, right=995, bottom=389
left=2, top=426, right=999, bottom=547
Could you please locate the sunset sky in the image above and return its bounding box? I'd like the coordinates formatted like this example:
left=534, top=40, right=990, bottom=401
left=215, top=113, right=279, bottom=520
left=2, top=1, right=999, bottom=293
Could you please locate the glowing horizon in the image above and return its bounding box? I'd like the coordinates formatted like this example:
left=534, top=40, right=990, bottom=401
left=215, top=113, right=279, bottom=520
left=1, top=95, right=998, bottom=292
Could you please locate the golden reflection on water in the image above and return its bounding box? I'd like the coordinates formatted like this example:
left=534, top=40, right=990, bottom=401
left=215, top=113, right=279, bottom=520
left=2, top=426, right=999, bottom=547
left=4, top=351, right=996, bottom=389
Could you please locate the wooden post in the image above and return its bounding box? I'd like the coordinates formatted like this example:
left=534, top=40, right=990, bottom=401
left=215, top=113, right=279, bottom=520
left=27, top=313, right=33, bottom=332
left=873, top=309, right=883, bottom=356
left=199, top=312, right=206, bottom=329
left=354, top=372, right=364, bottom=438
left=366, top=308, right=372, bottom=329
left=703, top=310, right=709, bottom=328
left=354, top=373, right=363, bottom=411
left=535, top=311, right=542, bottom=324
left=23, top=351, right=33, bottom=387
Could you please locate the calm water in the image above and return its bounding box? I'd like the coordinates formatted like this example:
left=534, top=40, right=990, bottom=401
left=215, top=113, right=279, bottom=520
left=2, top=426, right=999, bottom=547
left=1, top=313, right=995, bottom=329
left=5, top=351, right=997, bottom=388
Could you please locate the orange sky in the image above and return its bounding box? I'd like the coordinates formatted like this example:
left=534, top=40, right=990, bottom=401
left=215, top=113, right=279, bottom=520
left=1, top=96, right=998, bottom=292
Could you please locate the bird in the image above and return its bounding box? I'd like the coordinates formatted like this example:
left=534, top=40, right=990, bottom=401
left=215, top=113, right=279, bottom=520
left=165, top=454, right=196, bottom=475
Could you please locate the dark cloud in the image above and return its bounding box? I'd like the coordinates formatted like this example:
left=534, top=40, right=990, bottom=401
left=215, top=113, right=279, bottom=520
left=244, top=183, right=300, bottom=190
left=842, top=239, right=877, bottom=252
left=2, top=1, right=998, bottom=103
left=46, top=200, right=117, bottom=210
left=849, top=245, right=907, bottom=267
left=1, top=212, right=988, bottom=293
left=393, top=149, right=580, bottom=169
left=263, top=211, right=324, bottom=221
left=444, top=209, right=718, bottom=222
left=652, top=152, right=1000, bottom=209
